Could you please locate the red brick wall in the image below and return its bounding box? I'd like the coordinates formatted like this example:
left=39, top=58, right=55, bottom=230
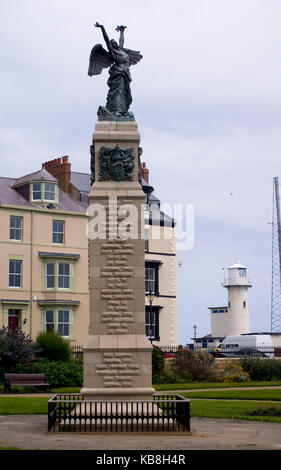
left=42, top=156, right=71, bottom=194
left=141, top=162, right=149, bottom=183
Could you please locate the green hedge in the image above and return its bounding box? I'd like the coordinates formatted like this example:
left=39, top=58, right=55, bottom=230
left=16, top=358, right=83, bottom=387
left=239, top=358, right=281, bottom=381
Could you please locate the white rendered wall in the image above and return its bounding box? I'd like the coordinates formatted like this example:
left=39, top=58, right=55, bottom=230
left=227, top=285, right=250, bottom=335
left=211, top=312, right=230, bottom=337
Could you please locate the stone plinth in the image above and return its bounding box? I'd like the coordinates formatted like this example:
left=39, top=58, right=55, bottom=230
left=81, top=121, right=155, bottom=400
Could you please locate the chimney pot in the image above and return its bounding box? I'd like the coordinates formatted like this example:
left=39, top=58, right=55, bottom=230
left=141, top=161, right=149, bottom=184
left=41, top=156, right=71, bottom=194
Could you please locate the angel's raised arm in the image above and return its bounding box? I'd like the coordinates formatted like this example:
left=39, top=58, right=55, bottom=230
left=116, top=25, right=127, bottom=48
left=95, top=22, right=111, bottom=51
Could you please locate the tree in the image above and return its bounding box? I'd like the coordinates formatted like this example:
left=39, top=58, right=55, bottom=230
left=0, top=327, right=41, bottom=380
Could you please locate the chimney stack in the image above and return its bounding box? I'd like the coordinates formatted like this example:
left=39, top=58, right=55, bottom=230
left=141, top=162, right=149, bottom=184
left=42, top=156, right=71, bottom=194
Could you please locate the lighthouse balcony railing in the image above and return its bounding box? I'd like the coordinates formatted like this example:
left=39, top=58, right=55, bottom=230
left=223, top=278, right=252, bottom=287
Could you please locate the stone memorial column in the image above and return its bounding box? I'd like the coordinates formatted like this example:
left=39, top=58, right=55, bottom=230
left=81, top=120, right=155, bottom=400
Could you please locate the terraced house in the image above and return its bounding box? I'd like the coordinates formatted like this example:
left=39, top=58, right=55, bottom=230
left=0, top=156, right=178, bottom=346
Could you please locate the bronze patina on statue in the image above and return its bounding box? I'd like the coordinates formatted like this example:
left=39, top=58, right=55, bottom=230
left=88, top=22, right=142, bottom=121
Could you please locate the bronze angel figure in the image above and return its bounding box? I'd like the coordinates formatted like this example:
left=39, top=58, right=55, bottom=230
left=88, top=22, right=142, bottom=120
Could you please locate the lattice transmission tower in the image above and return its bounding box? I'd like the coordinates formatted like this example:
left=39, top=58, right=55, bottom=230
left=271, top=176, right=281, bottom=332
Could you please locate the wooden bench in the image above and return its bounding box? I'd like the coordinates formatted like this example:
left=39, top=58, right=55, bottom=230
left=4, top=373, right=51, bottom=393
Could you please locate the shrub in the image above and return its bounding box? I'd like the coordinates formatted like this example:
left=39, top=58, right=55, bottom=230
left=221, top=362, right=250, bottom=383
left=172, top=349, right=217, bottom=382
left=36, top=332, right=71, bottom=362
left=239, top=358, right=281, bottom=381
left=17, top=358, right=83, bottom=387
left=152, top=346, right=165, bottom=377
left=249, top=406, right=281, bottom=417
left=151, top=346, right=192, bottom=384
left=152, top=369, right=192, bottom=385
left=0, top=327, right=41, bottom=381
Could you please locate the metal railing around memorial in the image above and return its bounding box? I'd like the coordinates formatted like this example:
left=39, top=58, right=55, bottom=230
left=48, top=394, right=190, bottom=433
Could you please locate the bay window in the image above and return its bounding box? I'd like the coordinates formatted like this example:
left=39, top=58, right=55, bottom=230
left=43, top=309, right=72, bottom=338
left=45, top=261, right=72, bottom=290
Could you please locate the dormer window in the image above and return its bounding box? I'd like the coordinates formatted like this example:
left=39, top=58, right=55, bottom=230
left=44, top=183, right=56, bottom=201
left=32, top=183, right=42, bottom=200
left=31, top=182, right=58, bottom=204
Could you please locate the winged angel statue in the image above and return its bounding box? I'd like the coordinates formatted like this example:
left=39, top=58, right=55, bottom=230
left=88, top=22, right=142, bottom=120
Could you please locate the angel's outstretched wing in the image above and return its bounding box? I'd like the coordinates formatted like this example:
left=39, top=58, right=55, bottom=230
left=123, top=48, right=143, bottom=65
left=88, top=43, right=113, bottom=76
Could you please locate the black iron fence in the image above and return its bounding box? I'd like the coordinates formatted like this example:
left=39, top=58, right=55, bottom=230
left=70, top=345, right=83, bottom=360
left=48, top=394, right=190, bottom=433
left=157, top=344, right=281, bottom=358
left=70, top=344, right=281, bottom=359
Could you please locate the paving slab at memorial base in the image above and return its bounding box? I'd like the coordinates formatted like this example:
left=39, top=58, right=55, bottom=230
left=0, top=415, right=280, bottom=450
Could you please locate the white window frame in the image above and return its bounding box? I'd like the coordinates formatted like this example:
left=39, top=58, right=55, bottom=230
left=9, top=216, right=23, bottom=241
left=145, top=267, right=155, bottom=294
left=52, top=220, right=65, bottom=244
left=44, top=309, right=73, bottom=338
left=44, top=182, right=56, bottom=202
left=31, top=182, right=58, bottom=204
left=58, top=262, right=71, bottom=289
left=32, top=182, right=42, bottom=201
left=57, top=309, right=71, bottom=337
left=45, top=261, right=72, bottom=291
left=45, top=309, right=55, bottom=333
left=9, top=259, right=22, bottom=288
left=45, top=262, right=55, bottom=289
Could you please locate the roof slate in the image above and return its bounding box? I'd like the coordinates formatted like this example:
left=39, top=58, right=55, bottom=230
left=12, top=169, right=58, bottom=188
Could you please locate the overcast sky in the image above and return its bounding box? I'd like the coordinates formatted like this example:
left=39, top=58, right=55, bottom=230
left=1, top=0, right=281, bottom=343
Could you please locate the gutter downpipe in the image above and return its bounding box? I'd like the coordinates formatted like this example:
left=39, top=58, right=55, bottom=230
left=30, top=210, right=34, bottom=337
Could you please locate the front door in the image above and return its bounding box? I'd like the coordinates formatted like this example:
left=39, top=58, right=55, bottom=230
left=8, top=309, right=20, bottom=331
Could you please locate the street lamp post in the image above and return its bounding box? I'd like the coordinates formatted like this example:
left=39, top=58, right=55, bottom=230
left=193, top=324, right=197, bottom=339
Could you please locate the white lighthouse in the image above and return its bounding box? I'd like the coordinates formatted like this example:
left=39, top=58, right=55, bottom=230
left=210, top=259, right=252, bottom=337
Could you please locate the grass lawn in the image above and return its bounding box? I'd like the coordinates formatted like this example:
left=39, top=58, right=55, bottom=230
left=154, top=381, right=281, bottom=391
left=1, top=381, right=281, bottom=423
left=0, top=398, right=48, bottom=415
left=0, top=388, right=281, bottom=423
left=0, top=396, right=280, bottom=423
left=1, top=381, right=281, bottom=394
left=181, top=388, right=281, bottom=401
left=190, top=400, right=281, bottom=423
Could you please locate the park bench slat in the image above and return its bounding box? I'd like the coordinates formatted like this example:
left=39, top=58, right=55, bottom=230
left=4, top=373, right=50, bottom=393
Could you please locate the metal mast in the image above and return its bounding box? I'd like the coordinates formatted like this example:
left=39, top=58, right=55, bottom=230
left=271, top=176, right=281, bottom=332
